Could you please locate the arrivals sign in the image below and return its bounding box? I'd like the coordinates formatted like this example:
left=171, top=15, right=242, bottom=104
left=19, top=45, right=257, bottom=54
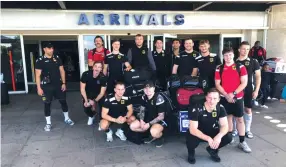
left=77, top=13, right=185, bottom=26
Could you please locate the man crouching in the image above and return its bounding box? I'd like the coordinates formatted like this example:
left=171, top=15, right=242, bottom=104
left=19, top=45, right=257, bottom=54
left=100, top=82, right=135, bottom=142
left=130, top=81, right=167, bottom=148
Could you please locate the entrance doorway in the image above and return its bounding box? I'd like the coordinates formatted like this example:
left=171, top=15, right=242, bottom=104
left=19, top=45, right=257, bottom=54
left=23, top=36, right=80, bottom=91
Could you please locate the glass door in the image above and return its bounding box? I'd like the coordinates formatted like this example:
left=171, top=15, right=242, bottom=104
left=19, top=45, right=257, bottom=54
left=149, top=34, right=177, bottom=52
left=220, top=34, right=244, bottom=61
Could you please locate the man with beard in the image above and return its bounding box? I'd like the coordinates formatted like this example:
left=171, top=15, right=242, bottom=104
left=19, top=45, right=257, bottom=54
left=172, top=38, right=199, bottom=76
left=80, top=61, right=107, bottom=125
left=103, top=39, right=132, bottom=94
left=195, top=40, right=222, bottom=90
left=35, top=42, right=74, bottom=132
left=88, top=36, right=110, bottom=69
left=171, top=39, right=181, bottom=68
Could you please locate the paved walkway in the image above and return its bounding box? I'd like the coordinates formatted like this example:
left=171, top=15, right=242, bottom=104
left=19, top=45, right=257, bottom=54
left=1, top=92, right=286, bottom=167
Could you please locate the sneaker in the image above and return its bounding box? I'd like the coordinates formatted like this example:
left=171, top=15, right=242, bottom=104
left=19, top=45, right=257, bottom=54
left=260, top=105, right=269, bottom=109
left=98, top=123, right=102, bottom=131
left=206, top=147, right=221, bottom=162
left=272, top=98, right=278, bottom=100
left=246, top=131, right=254, bottom=139
left=187, top=152, right=196, bottom=164
left=155, top=138, right=164, bottom=148
left=144, top=136, right=156, bottom=144
left=238, top=141, right=252, bottom=153
left=44, top=124, right=52, bottom=132
left=254, top=100, right=259, bottom=106
left=87, top=117, right=94, bottom=126
left=267, top=97, right=271, bottom=100
left=115, top=129, right=127, bottom=141
left=232, top=130, right=238, bottom=137
left=65, top=119, right=75, bottom=126
left=106, top=129, right=113, bottom=142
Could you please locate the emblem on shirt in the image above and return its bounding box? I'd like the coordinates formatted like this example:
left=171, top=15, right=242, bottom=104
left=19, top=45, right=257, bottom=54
left=142, top=50, right=146, bottom=54
left=245, top=61, right=250, bottom=66
left=193, top=54, right=196, bottom=57
left=97, top=80, right=100, bottom=84
left=232, top=66, right=236, bottom=70
left=42, top=96, right=46, bottom=101
left=118, top=55, right=121, bottom=59
left=53, top=58, right=57, bottom=62
left=162, top=53, right=165, bottom=57
left=121, top=100, right=125, bottom=104
left=101, top=52, right=105, bottom=57
left=210, top=58, right=214, bottom=62
left=212, top=111, right=217, bottom=117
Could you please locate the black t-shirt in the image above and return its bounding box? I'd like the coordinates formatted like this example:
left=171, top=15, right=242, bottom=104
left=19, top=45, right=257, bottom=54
left=80, top=71, right=107, bottom=98
left=174, top=50, right=199, bottom=76
left=196, top=53, right=222, bottom=79
left=103, top=94, right=132, bottom=118
left=141, top=93, right=167, bottom=122
left=35, top=55, right=63, bottom=86
left=189, top=104, right=227, bottom=134
left=152, top=50, right=171, bottom=76
left=104, top=52, right=128, bottom=78
left=236, top=57, right=260, bottom=87
left=131, top=46, right=149, bottom=69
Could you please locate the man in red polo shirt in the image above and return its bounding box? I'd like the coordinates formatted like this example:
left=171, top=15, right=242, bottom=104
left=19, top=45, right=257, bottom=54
left=88, top=36, right=110, bottom=69
left=215, top=48, right=251, bottom=153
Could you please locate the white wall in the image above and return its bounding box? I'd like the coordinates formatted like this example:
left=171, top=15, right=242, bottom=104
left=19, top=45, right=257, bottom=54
left=1, top=9, right=267, bottom=31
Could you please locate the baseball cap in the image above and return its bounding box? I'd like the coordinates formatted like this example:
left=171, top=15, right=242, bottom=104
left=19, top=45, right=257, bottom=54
left=42, top=42, right=53, bottom=48
left=144, top=80, right=155, bottom=88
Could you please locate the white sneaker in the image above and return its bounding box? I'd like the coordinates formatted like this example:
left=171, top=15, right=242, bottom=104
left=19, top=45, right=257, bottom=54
left=267, top=97, right=271, bottom=100
left=254, top=100, right=259, bottom=106
left=106, top=129, right=113, bottom=142
left=98, top=123, right=102, bottom=131
left=238, top=141, right=252, bottom=153
left=272, top=98, right=278, bottom=100
left=115, top=129, right=127, bottom=141
left=232, top=130, right=238, bottom=137
left=65, top=119, right=75, bottom=126
left=44, top=124, right=52, bottom=132
left=230, top=137, right=235, bottom=145
left=87, top=117, right=94, bottom=126
left=260, top=105, right=269, bottom=109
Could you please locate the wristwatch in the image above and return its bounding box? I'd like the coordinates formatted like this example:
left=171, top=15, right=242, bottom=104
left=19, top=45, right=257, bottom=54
left=233, top=91, right=237, bottom=96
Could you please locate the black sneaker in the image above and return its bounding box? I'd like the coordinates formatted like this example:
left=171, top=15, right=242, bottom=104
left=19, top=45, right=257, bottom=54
left=143, top=136, right=156, bottom=144
left=206, top=147, right=221, bottom=162
left=155, top=138, right=164, bottom=148
left=187, top=153, right=196, bottom=164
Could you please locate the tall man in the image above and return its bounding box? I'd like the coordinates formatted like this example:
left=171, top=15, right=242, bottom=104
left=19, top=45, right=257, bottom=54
left=103, top=39, right=132, bottom=94
left=171, top=39, right=181, bottom=68
left=127, top=34, right=156, bottom=71
left=215, top=48, right=251, bottom=153
left=88, top=36, right=110, bottom=69
left=172, top=38, right=199, bottom=76
left=152, top=39, right=172, bottom=90
left=196, top=40, right=222, bottom=89
left=249, top=41, right=266, bottom=65
left=35, top=42, right=74, bottom=132
left=235, top=41, right=261, bottom=139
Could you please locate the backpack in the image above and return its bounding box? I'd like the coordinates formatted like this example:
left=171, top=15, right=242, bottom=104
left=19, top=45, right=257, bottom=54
left=219, top=62, right=242, bottom=85
left=176, top=88, right=204, bottom=109
left=152, top=92, right=175, bottom=116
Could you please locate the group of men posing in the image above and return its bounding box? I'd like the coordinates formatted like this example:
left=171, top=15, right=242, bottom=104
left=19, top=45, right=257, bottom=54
left=35, top=34, right=263, bottom=164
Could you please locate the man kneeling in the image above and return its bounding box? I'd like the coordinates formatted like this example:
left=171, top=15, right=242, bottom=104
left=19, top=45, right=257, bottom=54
left=186, top=88, right=232, bottom=164
left=130, top=81, right=167, bottom=148
left=100, top=82, right=135, bottom=142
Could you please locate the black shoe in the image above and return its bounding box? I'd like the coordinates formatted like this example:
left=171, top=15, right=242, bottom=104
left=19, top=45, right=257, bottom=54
left=155, top=138, right=164, bottom=148
left=187, top=154, right=196, bottom=164
left=143, top=136, right=156, bottom=144
left=206, top=147, right=221, bottom=162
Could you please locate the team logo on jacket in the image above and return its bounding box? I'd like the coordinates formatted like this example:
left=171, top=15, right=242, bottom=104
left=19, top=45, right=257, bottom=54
left=118, top=55, right=121, bottom=59
left=162, top=53, right=165, bottom=57
left=193, top=54, right=196, bottom=57
left=142, top=50, right=146, bottom=54
left=212, top=111, right=217, bottom=117
left=210, top=58, right=214, bottom=62
left=245, top=61, right=250, bottom=66
left=232, top=66, right=236, bottom=70
left=53, top=58, right=57, bottom=62
left=121, top=100, right=125, bottom=104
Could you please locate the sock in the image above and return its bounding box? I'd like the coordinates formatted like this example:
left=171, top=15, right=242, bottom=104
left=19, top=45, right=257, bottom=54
left=244, top=113, right=252, bottom=132
left=63, top=112, right=70, bottom=121
left=45, top=116, right=51, bottom=125
left=239, top=136, right=245, bottom=143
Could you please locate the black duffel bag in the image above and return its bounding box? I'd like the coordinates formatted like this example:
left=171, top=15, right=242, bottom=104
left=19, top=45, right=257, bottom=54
left=124, top=68, right=152, bottom=85
left=181, top=75, right=200, bottom=88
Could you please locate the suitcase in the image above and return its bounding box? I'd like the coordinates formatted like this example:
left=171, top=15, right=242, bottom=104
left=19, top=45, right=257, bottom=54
left=168, top=75, right=181, bottom=88
left=181, top=75, right=200, bottom=88
left=124, top=68, right=152, bottom=85
left=176, top=88, right=204, bottom=109
left=272, top=82, right=286, bottom=99
left=189, top=94, right=205, bottom=109
left=178, top=110, right=189, bottom=133
left=272, top=73, right=286, bottom=83
left=282, top=86, right=286, bottom=99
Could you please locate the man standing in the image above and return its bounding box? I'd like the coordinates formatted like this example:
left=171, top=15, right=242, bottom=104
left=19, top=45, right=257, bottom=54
left=196, top=40, right=222, bottom=89
left=103, top=39, right=132, bottom=94
left=100, top=82, right=135, bottom=142
left=127, top=34, right=156, bottom=71
left=235, top=41, right=261, bottom=139
left=186, top=88, right=232, bottom=164
left=35, top=42, right=74, bottom=132
left=249, top=41, right=266, bottom=65
left=171, top=39, right=181, bottom=68
left=172, top=38, right=199, bottom=76
left=215, top=48, right=251, bottom=153
left=152, top=39, right=172, bottom=90
left=88, top=36, right=110, bottom=69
